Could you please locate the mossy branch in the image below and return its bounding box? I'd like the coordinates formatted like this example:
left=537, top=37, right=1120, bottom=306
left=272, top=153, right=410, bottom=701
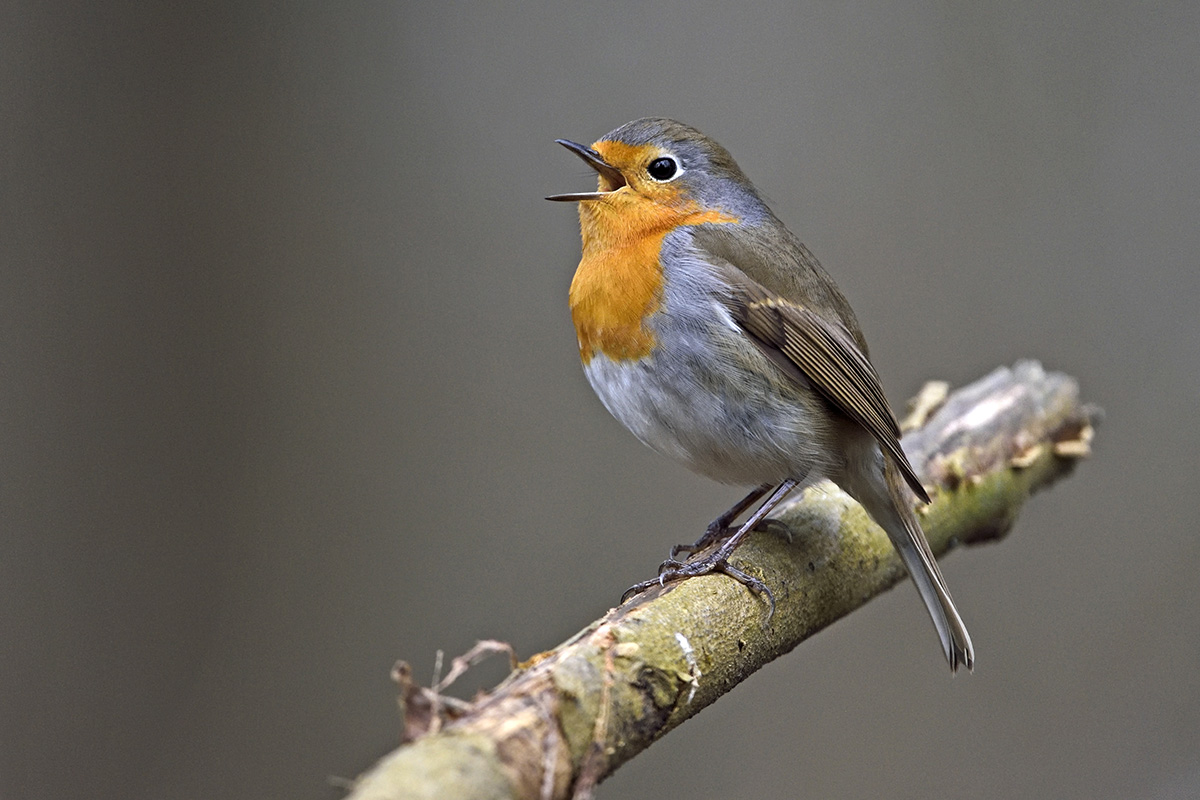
left=346, top=361, right=1100, bottom=800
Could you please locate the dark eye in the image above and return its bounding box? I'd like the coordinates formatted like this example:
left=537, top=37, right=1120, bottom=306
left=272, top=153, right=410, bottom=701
left=647, top=157, right=678, bottom=181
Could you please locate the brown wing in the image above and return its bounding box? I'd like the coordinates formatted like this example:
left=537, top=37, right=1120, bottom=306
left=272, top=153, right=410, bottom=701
left=724, top=275, right=931, bottom=504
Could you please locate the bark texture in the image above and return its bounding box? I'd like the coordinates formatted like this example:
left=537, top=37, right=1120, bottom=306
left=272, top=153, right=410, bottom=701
left=348, top=361, right=1100, bottom=800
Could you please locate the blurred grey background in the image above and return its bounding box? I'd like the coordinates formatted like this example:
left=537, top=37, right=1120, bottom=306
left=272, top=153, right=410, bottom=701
left=3, top=3, right=1198, bottom=799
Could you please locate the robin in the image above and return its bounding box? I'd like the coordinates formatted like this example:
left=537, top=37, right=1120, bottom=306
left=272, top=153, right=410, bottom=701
left=548, top=118, right=974, bottom=671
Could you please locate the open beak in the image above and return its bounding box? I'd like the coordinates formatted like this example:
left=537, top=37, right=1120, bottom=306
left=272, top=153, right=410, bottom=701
left=546, top=139, right=627, bottom=201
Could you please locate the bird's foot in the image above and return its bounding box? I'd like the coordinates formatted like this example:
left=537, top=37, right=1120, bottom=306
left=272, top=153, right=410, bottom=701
left=668, top=517, right=733, bottom=561
left=620, top=553, right=775, bottom=619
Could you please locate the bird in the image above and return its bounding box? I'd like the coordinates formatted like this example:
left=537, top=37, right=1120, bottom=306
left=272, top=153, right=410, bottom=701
left=547, top=118, right=973, bottom=671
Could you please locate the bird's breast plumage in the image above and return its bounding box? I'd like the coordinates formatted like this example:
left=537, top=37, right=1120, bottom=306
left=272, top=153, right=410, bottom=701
left=576, top=229, right=838, bottom=486
left=568, top=193, right=736, bottom=364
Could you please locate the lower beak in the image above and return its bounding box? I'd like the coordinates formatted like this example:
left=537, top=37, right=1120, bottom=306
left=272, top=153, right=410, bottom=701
left=546, top=139, right=627, bottom=201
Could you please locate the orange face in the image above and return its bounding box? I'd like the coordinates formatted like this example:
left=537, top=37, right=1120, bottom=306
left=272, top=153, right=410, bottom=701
left=568, top=141, right=736, bottom=364
left=590, top=140, right=686, bottom=200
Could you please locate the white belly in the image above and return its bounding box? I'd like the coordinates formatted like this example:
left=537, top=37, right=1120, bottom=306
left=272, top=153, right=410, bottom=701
left=581, top=338, right=836, bottom=487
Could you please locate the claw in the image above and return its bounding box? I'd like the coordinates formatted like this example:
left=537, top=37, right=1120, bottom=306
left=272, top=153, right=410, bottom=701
left=667, top=484, right=773, bottom=560
left=656, top=557, right=686, bottom=575
left=717, top=561, right=776, bottom=620
left=620, top=480, right=798, bottom=619
left=621, top=553, right=775, bottom=620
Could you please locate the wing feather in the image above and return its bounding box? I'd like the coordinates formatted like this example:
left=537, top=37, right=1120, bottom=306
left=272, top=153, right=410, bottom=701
left=725, top=275, right=930, bottom=503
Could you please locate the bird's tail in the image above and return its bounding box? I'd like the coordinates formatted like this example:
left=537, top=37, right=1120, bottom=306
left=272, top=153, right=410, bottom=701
left=851, top=458, right=975, bottom=672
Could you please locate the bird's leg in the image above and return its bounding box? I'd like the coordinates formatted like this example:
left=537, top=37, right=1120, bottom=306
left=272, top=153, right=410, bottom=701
left=668, top=483, right=772, bottom=560
left=622, top=479, right=801, bottom=618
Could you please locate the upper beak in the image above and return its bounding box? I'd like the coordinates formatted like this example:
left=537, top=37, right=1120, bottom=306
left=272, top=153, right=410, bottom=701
left=546, top=139, right=627, bottom=201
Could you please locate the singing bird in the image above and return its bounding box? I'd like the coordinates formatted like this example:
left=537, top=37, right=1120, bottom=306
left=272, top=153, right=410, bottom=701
left=549, top=118, right=973, bottom=671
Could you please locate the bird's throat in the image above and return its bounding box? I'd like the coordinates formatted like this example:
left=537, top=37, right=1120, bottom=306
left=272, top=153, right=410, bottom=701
left=569, top=196, right=735, bottom=364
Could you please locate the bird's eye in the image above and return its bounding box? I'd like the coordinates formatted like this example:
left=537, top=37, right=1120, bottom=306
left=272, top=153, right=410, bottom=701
left=647, top=157, right=679, bottom=181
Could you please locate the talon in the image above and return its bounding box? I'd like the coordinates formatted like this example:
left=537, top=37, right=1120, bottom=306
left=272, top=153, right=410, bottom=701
left=619, top=481, right=797, bottom=618
left=718, top=561, right=776, bottom=620
left=621, top=576, right=658, bottom=603
left=619, top=553, right=776, bottom=620
left=656, top=558, right=685, bottom=575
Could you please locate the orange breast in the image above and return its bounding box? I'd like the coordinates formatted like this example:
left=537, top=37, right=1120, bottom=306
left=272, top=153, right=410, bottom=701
left=569, top=197, right=735, bottom=364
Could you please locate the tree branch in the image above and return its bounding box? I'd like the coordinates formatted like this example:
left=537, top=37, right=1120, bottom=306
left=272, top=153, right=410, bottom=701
left=346, top=361, right=1100, bottom=800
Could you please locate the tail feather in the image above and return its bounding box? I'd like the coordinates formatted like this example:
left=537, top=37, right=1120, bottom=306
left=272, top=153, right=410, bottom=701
left=849, top=458, right=975, bottom=672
